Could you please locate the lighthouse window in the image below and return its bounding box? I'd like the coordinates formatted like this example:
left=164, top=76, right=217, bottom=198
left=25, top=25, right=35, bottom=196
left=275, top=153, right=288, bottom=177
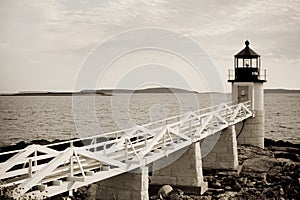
left=241, top=90, right=246, bottom=96
left=245, top=59, right=250, bottom=67
left=237, top=59, right=242, bottom=68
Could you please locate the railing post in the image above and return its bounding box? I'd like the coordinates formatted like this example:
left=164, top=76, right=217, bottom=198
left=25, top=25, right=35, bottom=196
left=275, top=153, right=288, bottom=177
left=103, top=142, right=107, bottom=156
left=70, top=157, right=74, bottom=177
left=125, top=139, right=128, bottom=162
left=189, top=120, right=192, bottom=135
left=69, top=143, right=74, bottom=196
left=177, top=123, right=181, bottom=143
left=28, top=158, right=32, bottom=178
left=144, top=135, right=147, bottom=146
left=226, top=108, right=228, bottom=122
left=70, top=141, right=74, bottom=177
left=163, top=128, right=166, bottom=148
left=136, top=129, right=139, bottom=140
left=69, top=189, right=73, bottom=196
left=210, top=114, right=213, bottom=134
left=93, top=138, right=96, bottom=152
left=34, top=149, right=37, bottom=173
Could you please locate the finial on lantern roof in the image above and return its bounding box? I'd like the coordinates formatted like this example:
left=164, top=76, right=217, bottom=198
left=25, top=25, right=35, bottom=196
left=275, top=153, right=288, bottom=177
left=245, top=40, right=250, bottom=47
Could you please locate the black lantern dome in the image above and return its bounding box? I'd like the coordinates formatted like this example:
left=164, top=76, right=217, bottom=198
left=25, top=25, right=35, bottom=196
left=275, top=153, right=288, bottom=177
left=229, top=40, right=266, bottom=82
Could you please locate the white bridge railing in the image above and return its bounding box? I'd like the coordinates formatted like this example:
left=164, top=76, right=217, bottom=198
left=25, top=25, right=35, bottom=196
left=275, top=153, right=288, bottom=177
left=0, top=101, right=252, bottom=199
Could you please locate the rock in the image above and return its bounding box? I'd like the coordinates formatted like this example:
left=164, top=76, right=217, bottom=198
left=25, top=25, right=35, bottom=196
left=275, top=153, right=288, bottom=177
left=267, top=174, right=281, bottom=183
left=268, top=166, right=282, bottom=174
left=190, top=196, right=211, bottom=200
left=217, top=191, right=237, bottom=199
left=169, top=193, right=181, bottom=200
left=239, top=155, right=248, bottom=160
left=208, top=188, right=224, bottom=195
left=282, top=162, right=300, bottom=173
left=274, top=152, right=300, bottom=162
left=224, top=186, right=231, bottom=191
left=262, top=187, right=274, bottom=198
left=32, top=139, right=50, bottom=145
left=205, top=176, right=215, bottom=186
left=173, top=189, right=184, bottom=196
left=254, top=190, right=261, bottom=196
left=265, top=138, right=299, bottom=148
left=280, top=175, right=293, bottom=184
left=222, top=177, right=237, bottom=187
left=275, top=158, right=292, bottom=167
left=270, top=146, right=300, bottom=154
left=246, top=182, right=256, bottom=187
left=279, top=187, right=284, bottom=196
left=232, top=184, right=242, bottom=192
left=212, top=181, right=222, bottom=188
left=272, top=185, right=280, bottom=191
left=51, top=196, right=74, bottom=200
left=150, top=195, right=160, bottom=200
left=255, top=181, right=263, bottom=188
left=168, top=188, right=185, bottom=200
left=238, top=177, right=247, bottom=185
left=241, top=157, right=278, bottom=173
left=158, top=185, right=173, bottom=199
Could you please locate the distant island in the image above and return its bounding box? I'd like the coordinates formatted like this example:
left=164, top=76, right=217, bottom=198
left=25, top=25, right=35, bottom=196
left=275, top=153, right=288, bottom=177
left=0, top=88, right=299, bottom=96
left=264, top=89, right=300, bottom=93
left=0, top=87, right=198, bottom=96
left=0, top=91, right=111, bottom=96
left=99, top=87, right=199, bottom=94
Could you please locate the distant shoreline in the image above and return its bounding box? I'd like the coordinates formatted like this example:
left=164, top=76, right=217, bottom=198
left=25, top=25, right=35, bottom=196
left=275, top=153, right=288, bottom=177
left=0, top=87, right=198, bottom=96
left=264, top=89, right=300, bottom=93
left=0, top=88, right=299, bottom=96
left=0, top=92, right=112, bottom=96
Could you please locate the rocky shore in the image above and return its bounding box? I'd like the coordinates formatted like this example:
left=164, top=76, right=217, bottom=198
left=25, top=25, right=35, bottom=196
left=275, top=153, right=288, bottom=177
left=0, top=138, right=299, bottom=199
left=149, top=138, right=299, bottom=200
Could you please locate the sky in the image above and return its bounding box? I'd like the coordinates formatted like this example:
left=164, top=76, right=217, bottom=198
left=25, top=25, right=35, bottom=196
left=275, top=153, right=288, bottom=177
left=0, top=0, right=299, bottom=93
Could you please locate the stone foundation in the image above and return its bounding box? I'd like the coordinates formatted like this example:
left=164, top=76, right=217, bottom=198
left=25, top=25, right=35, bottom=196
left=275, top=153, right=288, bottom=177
left=236, top=110, right=265, bottom=148
left=201, top=125, right=238, bottom=170
left=96, top=167, right=149, bottom=200
left=150, top=142, right=208, bottom=195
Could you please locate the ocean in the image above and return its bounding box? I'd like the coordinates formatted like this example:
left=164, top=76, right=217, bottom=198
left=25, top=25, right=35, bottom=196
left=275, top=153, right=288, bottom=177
left=0, top=93, right=299, bottom=146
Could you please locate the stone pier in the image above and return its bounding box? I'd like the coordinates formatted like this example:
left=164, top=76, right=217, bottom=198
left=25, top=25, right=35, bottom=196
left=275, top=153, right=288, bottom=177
left=202, top=125, right=238, bottom=170
left=96, top=167, right=149, bottom=200
left=150, top=142, right=208, bottom=195
left=236, top=110, right=265, bottom=149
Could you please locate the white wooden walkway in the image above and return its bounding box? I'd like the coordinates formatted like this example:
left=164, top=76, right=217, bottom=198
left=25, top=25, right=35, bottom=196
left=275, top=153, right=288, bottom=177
left=0, top=101, right=252, bottom=199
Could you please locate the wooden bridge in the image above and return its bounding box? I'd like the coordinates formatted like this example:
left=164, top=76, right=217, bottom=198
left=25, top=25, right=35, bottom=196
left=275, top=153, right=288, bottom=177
left=0, top=101, right=253, bottom=199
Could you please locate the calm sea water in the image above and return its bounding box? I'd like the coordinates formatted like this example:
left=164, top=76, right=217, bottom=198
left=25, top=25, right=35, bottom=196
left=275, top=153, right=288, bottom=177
left=0, top=93, right=299, bottom=146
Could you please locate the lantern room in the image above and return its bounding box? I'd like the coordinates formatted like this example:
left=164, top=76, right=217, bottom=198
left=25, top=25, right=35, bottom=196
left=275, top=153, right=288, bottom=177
left=229, top=40, right=266, bottom=82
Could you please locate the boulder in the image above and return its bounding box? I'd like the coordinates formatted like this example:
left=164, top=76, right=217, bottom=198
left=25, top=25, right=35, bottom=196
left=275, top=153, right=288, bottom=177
left=241, top=157, right=278, bottom=173
left=232, top=184, right=242, bottom=192
left=158, top=185, right=173, bottom=199
left=274, top=152, right=300, bottom=162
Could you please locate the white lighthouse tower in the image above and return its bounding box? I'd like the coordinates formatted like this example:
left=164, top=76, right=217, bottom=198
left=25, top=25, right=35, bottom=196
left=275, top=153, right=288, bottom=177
left=228, top=40, right=267, bottom=148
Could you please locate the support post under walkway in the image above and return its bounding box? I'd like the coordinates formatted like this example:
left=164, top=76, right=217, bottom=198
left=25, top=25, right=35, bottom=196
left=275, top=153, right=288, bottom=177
left=202, top=125, right=238, bottom=170
left=96, top=167, right=149, bottom=200
left=150, top=142, right=208, bottom=195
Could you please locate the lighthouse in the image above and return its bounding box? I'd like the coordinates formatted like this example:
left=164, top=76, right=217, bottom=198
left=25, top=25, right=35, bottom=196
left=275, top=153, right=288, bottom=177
left=228, top=40, right=267, bottom=148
